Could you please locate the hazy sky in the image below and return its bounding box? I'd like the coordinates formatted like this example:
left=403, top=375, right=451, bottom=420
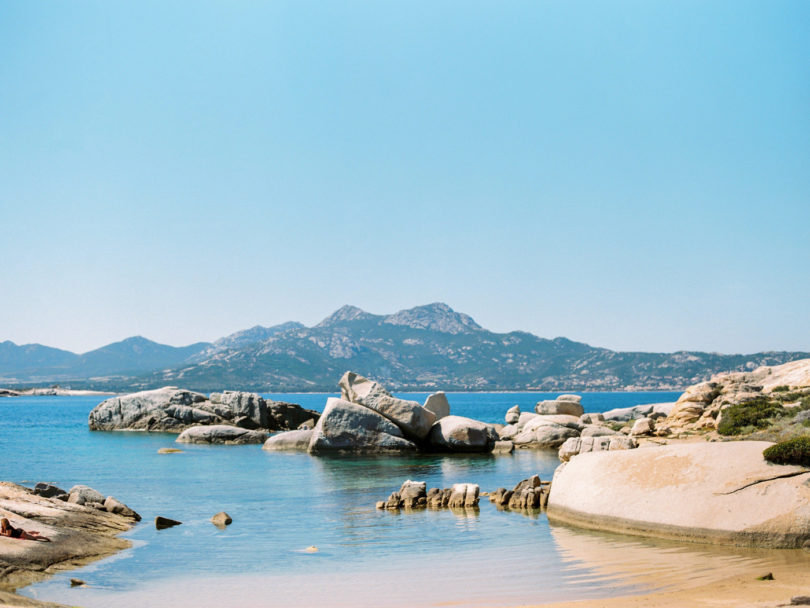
left=1, top=1, right=808, bottom=354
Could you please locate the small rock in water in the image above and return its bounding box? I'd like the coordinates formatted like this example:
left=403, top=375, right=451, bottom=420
left=304, top=546, right=318, bottom=553
left=155, top=516, right=182, bottom=530
left=70, top=578, right=86, bottom=587
left=756, top=572, right=774, bottom=581
left=211, top=512, right=232, bottom=527
left=158, top=448, right=183, bottom=454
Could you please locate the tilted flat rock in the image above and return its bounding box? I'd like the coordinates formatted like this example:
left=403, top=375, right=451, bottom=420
left=262, top=429, right=314, bottom=451
left=308, top=398, right=417, bottom=453
left=427, top=415, right=498, bottom=452
left=176, top=425, right=268, bottom=445
left=547, top=441, right=810, bottom=547
left=423, top=392, right=450, bottom=420
left=0, top=482, right=135, bottom=590
left=535, top=397, right=584, bottom=417
left=88, top=387, right=318, bottom=433
left=338, top=372, right=435, bottom=439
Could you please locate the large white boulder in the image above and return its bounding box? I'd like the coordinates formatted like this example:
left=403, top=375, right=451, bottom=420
left=547, top=441, right=810, bottom=547
left=513, top=415, right=583, bottom=448
left=428, top=416, right=498, bottom=452
left=535, top=397, right=584, bottom=417
left=308, top=398, right=417, bottom=453
left=262, top=429, right=314, bottom=451
left=504, top=405, right=520, bottom=425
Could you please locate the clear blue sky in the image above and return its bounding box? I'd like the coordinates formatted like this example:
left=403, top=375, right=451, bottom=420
left=1, top=1, right=808, bottom=354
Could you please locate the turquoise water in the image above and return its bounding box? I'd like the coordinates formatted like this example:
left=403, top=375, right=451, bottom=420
left=3, top=391, right=692, bottom=606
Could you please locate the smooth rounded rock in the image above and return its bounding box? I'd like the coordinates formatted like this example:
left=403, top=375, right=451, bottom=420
left=211, top=512, right=232, bottom=527
left=548, top=441, right=810, bottom=548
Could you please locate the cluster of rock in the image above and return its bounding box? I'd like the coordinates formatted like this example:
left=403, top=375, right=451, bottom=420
left=498, top=395, right=643, bottom=458
left=655, top=358, right=810, bottom=435
left=32, top=483, right=140, bottom=521
left=376, top=480, right=480, bottom=510
left=489, top=475, right=550, bottom=510
left=87, top=387, right=319, bottom=436
left=265, top=372, right=503, bottom=454
left=601, top=402, right=675, bottom=422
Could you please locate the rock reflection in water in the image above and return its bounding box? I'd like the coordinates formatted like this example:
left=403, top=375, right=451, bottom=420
left=549, top=524, right=810, bottom=592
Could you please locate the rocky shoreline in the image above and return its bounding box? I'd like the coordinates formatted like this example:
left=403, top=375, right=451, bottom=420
left=0, top=482, right=140, bottom=606
left=4, top=359, right=810, bottom=607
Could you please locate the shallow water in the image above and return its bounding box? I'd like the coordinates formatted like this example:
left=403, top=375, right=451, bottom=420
left=5, top=391, right=796, bottom=607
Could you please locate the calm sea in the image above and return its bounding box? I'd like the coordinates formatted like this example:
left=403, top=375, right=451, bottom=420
left=2, top=391, right=785, bottom=607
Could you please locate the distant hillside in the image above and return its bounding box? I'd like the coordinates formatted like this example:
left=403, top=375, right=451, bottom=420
left=2, top=303, right=807, bottom=392
left=0, top=336, right=211, bottom=383
left=0, top=340, right=78, bottom=374
left=130, top=303, right=809, bottom=392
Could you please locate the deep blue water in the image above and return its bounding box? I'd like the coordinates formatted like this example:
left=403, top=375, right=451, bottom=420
left=1, top=391, right=699, bottom=607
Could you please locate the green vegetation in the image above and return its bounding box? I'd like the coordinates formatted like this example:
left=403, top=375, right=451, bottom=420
left=772, top=385, right=790, bottom=392
left=762, top=436, right=810, bottom=467
left=717, top=397, right=787, bottom=436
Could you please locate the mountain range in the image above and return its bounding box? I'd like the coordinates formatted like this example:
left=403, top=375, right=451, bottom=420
left=2, top=303, right=808, bottom=392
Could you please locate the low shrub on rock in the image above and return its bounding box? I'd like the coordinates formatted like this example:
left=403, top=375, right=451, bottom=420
left=762, top=436, right=810, bottom=467
left=717, top=397, right=786, bottom=436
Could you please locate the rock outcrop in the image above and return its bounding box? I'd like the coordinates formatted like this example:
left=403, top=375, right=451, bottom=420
left=657, top=358, right=810, bottom=435
left=176, top=425, right=268, bottom=445
left=557, top=435, right=637, bottom=462
left=339, top=372, right=435, bottom=439
left=602, top=402, right=675, bottom=422
left=88, top=387, right=319, bottom=433
left=0, top=482, right=137, bottom=590
left=547, top=441, right=810, bottom=548
left=309, top=398, right=417, bottom=453
left=512, top=415, right=583, bottom=449
left=489, top=475, right=551, bottom=510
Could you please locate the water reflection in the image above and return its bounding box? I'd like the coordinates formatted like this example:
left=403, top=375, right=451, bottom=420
left=549, top=524, right=810, bottom=592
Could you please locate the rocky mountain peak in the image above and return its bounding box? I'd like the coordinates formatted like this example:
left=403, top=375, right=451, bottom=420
left=383, top=302, right=482, bottom=334
left=316, top=305, right=376, bottom=328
